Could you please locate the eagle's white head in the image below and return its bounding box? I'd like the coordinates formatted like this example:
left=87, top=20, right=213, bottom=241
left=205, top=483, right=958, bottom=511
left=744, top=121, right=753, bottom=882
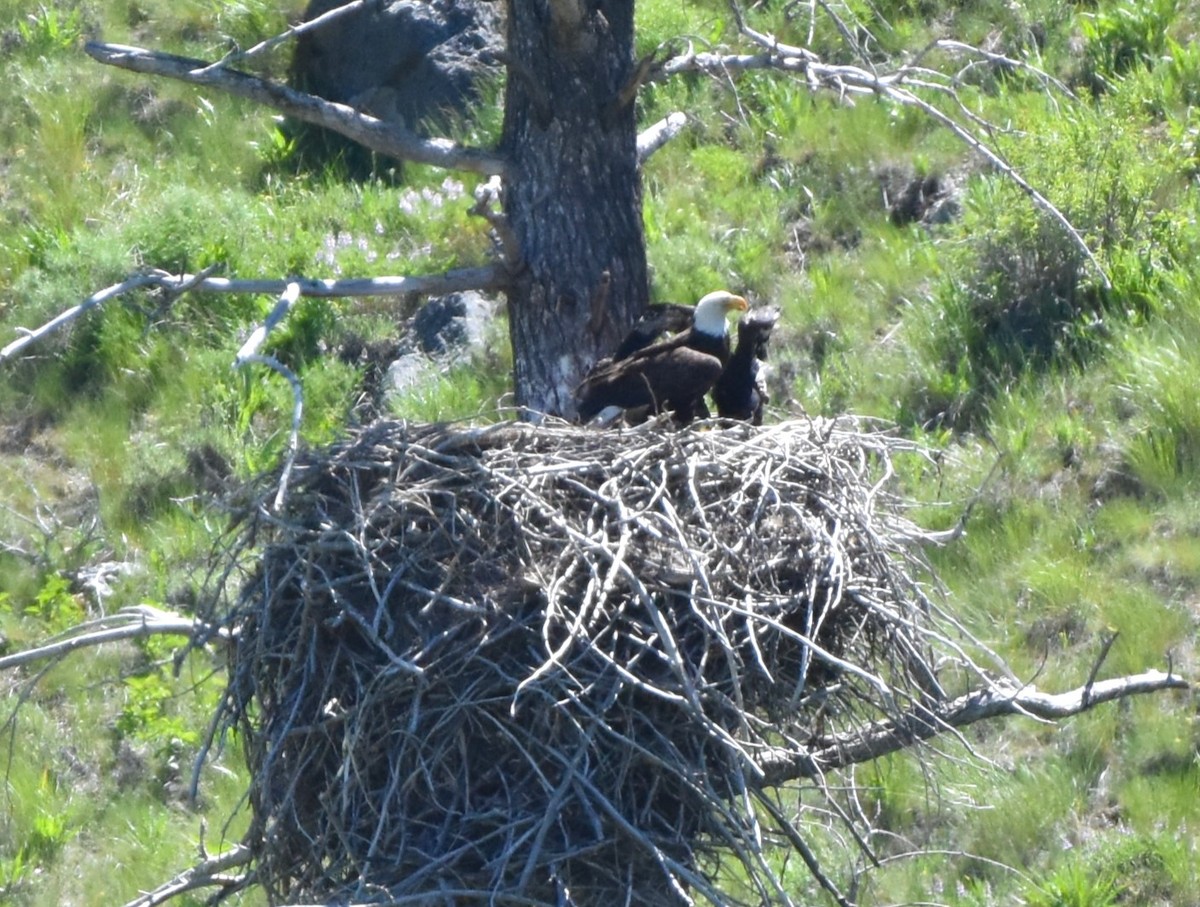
left=692, top=290, right=749, bottom=337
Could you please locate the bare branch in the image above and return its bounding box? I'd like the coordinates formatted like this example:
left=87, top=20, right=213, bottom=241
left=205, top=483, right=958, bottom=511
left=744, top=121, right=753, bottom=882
left=1, top=265, right=507, bottom=363
left=235, top=281, right=302, bottom=365
left=0, top=605, right=226, bottom=673
left=224, top=283, right=306, bottom=510
left=758, top=669, right=1189, bottom=785
left=637, top=111, right=689, bottom=162
left=879, top=82, right=1110, bottom=288
left=84, top=41, right=507, bottom=177
left=470, top=176, right=523, bottom=269
left=120, top=844, right=253, bottom=907
left=237, top=352, right=304, bottom=512
left=659, top=11, right=1111, bottom=288
left=1, top=272, right=162, bottom=361
left=192, top=0, right=371, bottom=76
left=929, top=38, right=1077, bottom=101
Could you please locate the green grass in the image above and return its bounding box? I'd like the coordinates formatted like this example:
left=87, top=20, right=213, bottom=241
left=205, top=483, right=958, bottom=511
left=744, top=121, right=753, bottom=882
left=2, top=0, right=1200, bottom=904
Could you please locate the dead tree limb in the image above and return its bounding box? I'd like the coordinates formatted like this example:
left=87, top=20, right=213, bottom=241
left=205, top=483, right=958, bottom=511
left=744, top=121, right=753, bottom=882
left=235, top=281, right=302, bottom=366
left=758, top=669, right=1189, bottom=786
left=233, top=286, right=304, bottom=509
left=191, top=0, right=371, bottom=76
left=656, top=6, right=1110, bottom=288
left=0, top=265, right=507, bottom=363
left=84, top=42, right=508, bottom=177
left=637, top=111, right=689, bottom=162
left=0, top=272, right=163, bottom=361
left=119, top=844, right=253, bottom=907
left=0, top=605, right=225, bottom=673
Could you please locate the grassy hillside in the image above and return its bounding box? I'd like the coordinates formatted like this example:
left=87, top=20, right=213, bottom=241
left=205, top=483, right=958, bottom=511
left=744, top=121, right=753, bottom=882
left=1, top=0, right=1197, bottom=904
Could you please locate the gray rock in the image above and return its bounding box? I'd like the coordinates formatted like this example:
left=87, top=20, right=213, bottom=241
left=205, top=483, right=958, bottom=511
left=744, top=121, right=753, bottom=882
left=385, top=292, right=499, bottom=399
left=412, top=290, right=494, bottom=354
left=386, top=352, right=431, bottom=393
left=291, top=0, right=503, bottom=131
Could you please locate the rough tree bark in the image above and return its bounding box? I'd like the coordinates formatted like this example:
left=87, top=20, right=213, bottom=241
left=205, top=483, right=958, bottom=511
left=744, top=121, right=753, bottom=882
left=502, top=0, right=649, bottom=418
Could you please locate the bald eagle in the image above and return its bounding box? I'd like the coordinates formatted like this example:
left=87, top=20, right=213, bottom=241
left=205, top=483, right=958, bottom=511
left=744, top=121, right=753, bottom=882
left=611, top=302, right=696, bottom=361
left=581, top=303, right=697, bottom=388
left=576, top=290, right=748, bottom=424
left=714, top=306, right=780, bottom=425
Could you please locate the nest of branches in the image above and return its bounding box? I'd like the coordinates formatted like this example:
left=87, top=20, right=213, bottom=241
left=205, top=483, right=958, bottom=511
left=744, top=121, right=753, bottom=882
left=219, top=417, right=964, bottom=906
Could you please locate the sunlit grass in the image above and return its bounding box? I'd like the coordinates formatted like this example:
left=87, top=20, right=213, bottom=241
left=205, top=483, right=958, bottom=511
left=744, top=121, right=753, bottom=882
left=2, top=0, right=1200, bottom=905
left=388, top=361, right=513, bottom=423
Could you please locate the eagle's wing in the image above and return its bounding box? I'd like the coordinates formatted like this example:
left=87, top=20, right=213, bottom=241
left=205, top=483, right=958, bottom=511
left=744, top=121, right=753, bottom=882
left=577, top=346, right=724, bottom=421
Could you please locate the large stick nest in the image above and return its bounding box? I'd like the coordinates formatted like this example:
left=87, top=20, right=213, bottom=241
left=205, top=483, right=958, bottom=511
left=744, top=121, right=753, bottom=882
left=218, top=417, right=967, bottom=906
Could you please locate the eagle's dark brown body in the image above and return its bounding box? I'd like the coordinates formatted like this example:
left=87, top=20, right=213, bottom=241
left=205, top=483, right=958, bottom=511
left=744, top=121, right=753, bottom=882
left=576, top=292, right=747, bottom=424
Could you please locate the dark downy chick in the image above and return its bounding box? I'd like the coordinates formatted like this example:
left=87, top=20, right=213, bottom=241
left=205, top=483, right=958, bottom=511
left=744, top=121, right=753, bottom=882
left=713, top=306, right=780, bottom=425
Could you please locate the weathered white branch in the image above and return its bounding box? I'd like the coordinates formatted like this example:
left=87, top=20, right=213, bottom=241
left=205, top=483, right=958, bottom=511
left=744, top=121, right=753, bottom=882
left=928, top=38, right=1077, bottom=101
left=228, top=284, right=306, bottom=510
left=84, top=41, right=507, bottom=177
left=881, top=81, right=1110, bottom=287
left=0, top=604, right=225, bottom=672
left=120, top=844, right=253, bottom=907
left=238, top=352, right=304, bottom=512
left=469, top=176, right=523, bottom=269
left=192, top=0, right=371, bottom=76
left=235, top=281, right=301, bottom=365
left=758, top=669, right=1189, bottom=785
left=1, top=265, right=507, bottom=362
left=637, top=111, right=689, bottom=162
left=0, top=273, right=162, bottom=360
left=659, top=13, right=1110, bottom=287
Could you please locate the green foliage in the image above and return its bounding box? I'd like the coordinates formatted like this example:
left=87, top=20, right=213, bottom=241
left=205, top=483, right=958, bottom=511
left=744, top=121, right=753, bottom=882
left=635, top=0, right=725, bottom=55
left=2, top=0, right=1200, bottom=904
left=0, top=767, right=77, bottom=899
left=207, top=0, right=285, bottom=50
left=1116, top=320, right=1200, bottom=494
left=14, top=5, right=82, bottom=56
left=22, top=573, right=84, bottom=633
left=388, top=361, right=513, bottom=423
left=117, top=670, right=201, bottom=750
left=1079, top=0, right=1175, bottom=91
left=1026, top=860, right=1119, bottom=907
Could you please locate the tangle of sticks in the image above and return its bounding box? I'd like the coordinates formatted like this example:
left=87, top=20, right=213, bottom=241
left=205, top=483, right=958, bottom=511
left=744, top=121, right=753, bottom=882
left=214, top=416, right=982, bottom=906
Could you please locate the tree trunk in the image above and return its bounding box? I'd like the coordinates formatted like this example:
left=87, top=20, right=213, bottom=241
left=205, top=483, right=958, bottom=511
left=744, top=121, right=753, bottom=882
left=502, top=0, right=648, bottom=419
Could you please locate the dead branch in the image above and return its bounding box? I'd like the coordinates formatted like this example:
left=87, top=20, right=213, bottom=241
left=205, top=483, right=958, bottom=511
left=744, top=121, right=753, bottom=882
left=84, top=41, right=507, bottom=177
left=191, top=0, right=371, bottom=76
left=1, top=265, right=507, bottom=363
left=232, top=283, right=305, bottom=510
left=470, top=176, right=523, bottom=269
left=758, top=668, right=1189, bottom=785
left=120, top=844, right=253, bottom=907
left=235, top=281, right=300, bottom=365
left=0, top=272, right=163, bottom=361
left=657, top=7, right=1110, bottom=288
left=239, top=353, right=304, bottom=512
left=0, top=604, right=226, bottom=672
left=637, top=111, right=689, bottom=162
left=926, top=38, right=1077, bottom=101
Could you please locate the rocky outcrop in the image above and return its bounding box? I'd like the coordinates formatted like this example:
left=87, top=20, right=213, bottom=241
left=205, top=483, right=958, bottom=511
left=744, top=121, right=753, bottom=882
left=290, top=0, right=503, bottom=131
